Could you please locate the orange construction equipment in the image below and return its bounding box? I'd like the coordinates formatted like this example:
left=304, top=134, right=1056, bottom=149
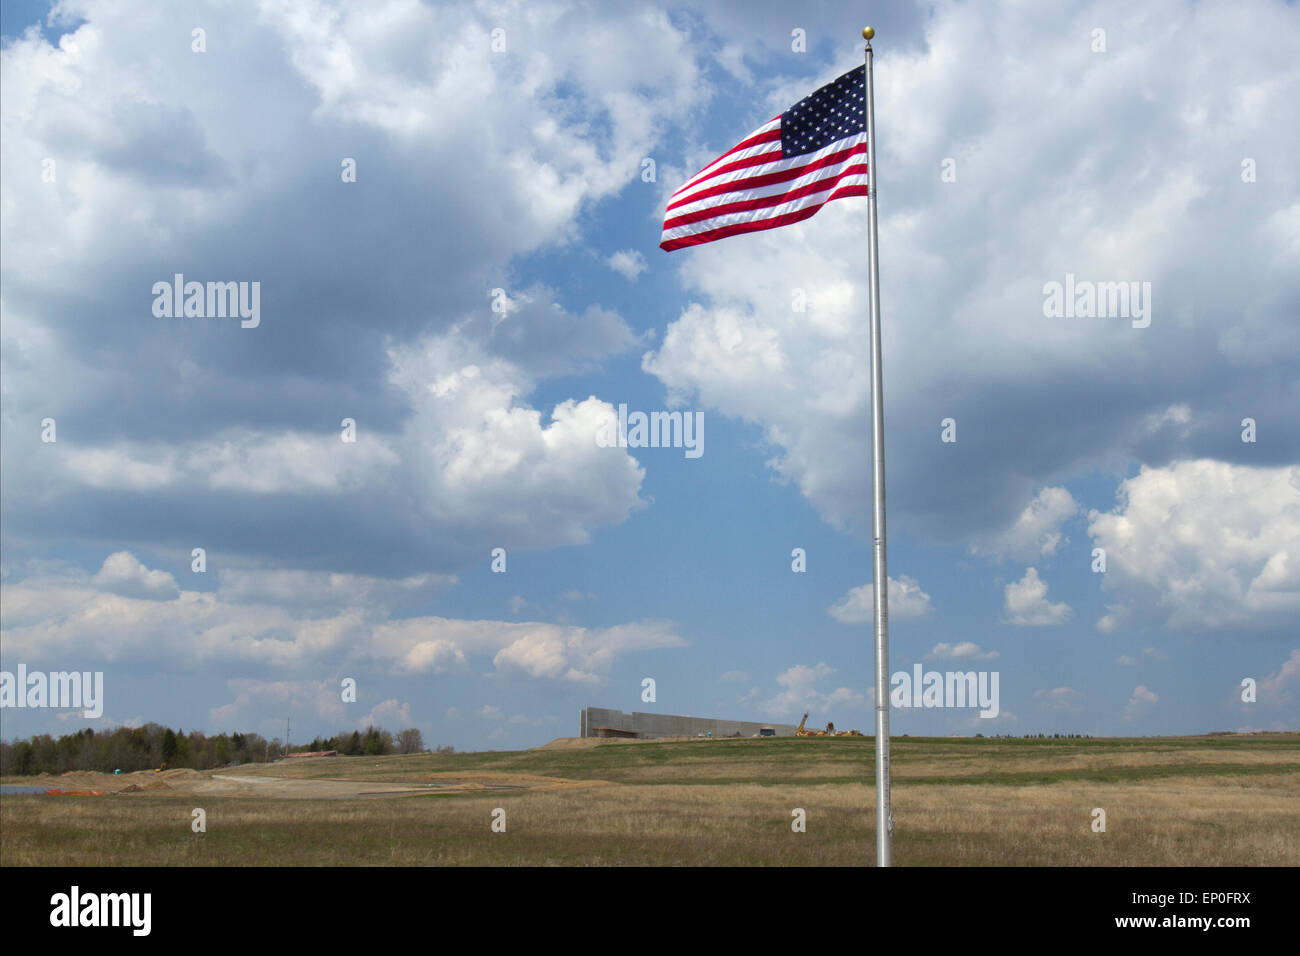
left=795, top=713, right=826, bottom=736
left=796, top=713, right=865, bottom=737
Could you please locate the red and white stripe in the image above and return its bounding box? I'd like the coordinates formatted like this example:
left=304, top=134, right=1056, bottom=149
left=660, top=117, right=868, bottom=251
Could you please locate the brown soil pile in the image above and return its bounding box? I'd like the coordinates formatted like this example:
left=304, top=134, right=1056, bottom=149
left=5, top=768, right=208, bottom=793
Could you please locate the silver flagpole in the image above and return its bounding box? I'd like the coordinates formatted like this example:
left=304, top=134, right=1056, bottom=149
left=862, top=25, right=892, bottom=867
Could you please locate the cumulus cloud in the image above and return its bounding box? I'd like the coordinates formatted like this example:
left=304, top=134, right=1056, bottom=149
left=1123, top=685, right=1159, bottom=721
left=606, top=249, right=647, bottom=280
left=1096, top=604, right=1130, bottom=634
left=387, top=329, right=648, bottom=548
left=471, top=285, right=641, bottom=378
left=829, top=574, right=933, bottom=623
left=1003, top=568, right=1071, bottom=626
left=61, top=432, right=401, bottom=495
left=38, top=326, right=649, bottom=570
left=92, top=551, right=179, bottom=600
left=1257, top=648, right=1299, bottom=708
left=489, top=619, right=685, bottom=684
left=1034, top=687, right=1085, bottom=713
left=926, top=641, right=999, bottom=661
left=0, top=0, right=702, bottom=576
left=1088, top=461, right=1300, bottom=630
left=1, top=552, right=686, bottom=683
left=356, top=699, right=413, bottom=731
left=972, top=487, right=1078, bottom=563
left=1142, top=403, right=1193, bottom=437
left=643, top=1, right=1300, bottom=549
left=762, top=662, right=867, bottom=718
left=216, top=568, right=455, bottom=611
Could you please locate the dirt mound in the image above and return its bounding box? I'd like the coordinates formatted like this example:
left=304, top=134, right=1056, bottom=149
left=25, top=772, right=111, bottom=789
left=156, top=769, right=207, bottom=780
left=119, top=779, right=173, bottom=793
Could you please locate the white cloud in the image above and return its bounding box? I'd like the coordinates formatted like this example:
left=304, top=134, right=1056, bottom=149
left=1003, top=568, right=1071, bottom=626
left=1096, top=604, right=1130, bottom=634
left=49, top=326, right=650, bottom=557
left=62, top=432, right=401, bottom=495
left=217, top=568, right=454, bottom=611
left=1123, top=685, right=1158, bottom=721
left=387, top=329, right=648, bottom=548
left=829, top=574, right=932, bottom=623
left=720, top=670, right=748, bottom=682
left=1142, top=403, right=1193, bottom=437
left=2, top=553, right=686, bottom=684
left=1257, top=648, right=1300, bottom=708
left=1088, top=461, right=1300, bottom=630
left=92, top=551, right=179, bottom=600
left=926, top=641, right=998, bottom=661
left=972, top=487, right=1077, bottom=562
left=1034, top=687, right=1085, bottom=713
left=489, top=619, right=685, bottom=684
left=0, top=0, right=704, bottom=571
left=357, top=698, right=412, bottom=731
left=606, top=249, right=647, bottom=280
left=762, top=662, right=867, bottom=718
left=643, top=2, right=1300, bottom=548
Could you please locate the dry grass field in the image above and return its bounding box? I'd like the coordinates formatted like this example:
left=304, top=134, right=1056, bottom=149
left=2, top=733, right=1296, bottom=866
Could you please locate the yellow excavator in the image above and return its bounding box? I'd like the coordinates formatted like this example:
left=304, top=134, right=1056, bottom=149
left=796, top=713, right=864, bottom=737
left=795, top=713, right=825, bottom=736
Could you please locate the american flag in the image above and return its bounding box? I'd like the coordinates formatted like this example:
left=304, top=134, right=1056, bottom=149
left=660, top=66, right=868, bottom=252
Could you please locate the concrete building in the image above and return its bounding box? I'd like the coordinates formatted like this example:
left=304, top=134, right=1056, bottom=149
left=580, top=706, right=800, bottom=739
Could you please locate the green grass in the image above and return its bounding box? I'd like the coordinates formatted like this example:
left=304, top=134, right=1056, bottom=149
left=228, top=733, right=1298, bottom=784
left=4, top=733, right=1297, bottom=866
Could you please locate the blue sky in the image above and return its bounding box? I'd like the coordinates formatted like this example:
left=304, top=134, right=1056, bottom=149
left=1, top=0, right=1296, bottom=749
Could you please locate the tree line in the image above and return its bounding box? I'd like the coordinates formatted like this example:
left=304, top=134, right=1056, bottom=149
left=0, top=723, right=444, bottom=776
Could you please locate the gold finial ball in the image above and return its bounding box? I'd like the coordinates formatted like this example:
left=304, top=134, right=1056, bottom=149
left=862, top=26, right=875, bottom=40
